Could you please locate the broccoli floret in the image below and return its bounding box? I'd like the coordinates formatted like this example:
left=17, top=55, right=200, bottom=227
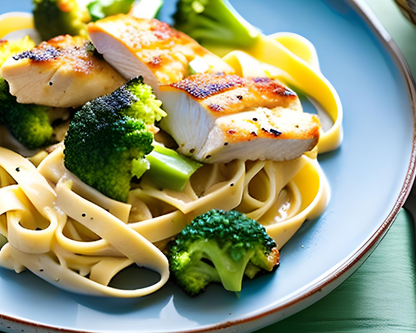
left=120, top=77, right=167, bottom=124
left=32, top=0, right=142, bottom=41
left=0, top=78, right=54, bottom=149
left=168, top=209, right=279, bottom=296
left=0, top=37, right=54, bottom=150
left=63, top=76, right=165, bottom=202
left=173, top=0, right=260, bottom=51
left=33, top=0, right=91, bottom=40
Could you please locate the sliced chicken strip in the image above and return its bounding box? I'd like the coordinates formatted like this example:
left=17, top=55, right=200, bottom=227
left=1, top=35, right=126, bottom=108
left=158, top=73, right=320, bottom=163
left=87, top=15, right=234, bottom=94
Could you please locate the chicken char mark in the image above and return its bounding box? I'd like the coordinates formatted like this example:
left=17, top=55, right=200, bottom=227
left=168, top=73, right=298, bottom=114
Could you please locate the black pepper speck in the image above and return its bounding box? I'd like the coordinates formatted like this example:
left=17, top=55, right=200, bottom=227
left=269, top=128, right=282, bottom=136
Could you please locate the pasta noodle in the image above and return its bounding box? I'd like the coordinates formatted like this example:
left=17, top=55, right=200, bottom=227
left=0, top=29, right=341, bottom=297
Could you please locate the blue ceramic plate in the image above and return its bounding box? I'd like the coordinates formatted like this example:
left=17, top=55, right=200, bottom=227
left=0, top=0, right=415, bottom=332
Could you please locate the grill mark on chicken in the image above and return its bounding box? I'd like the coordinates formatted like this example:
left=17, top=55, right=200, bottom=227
left=252, top=77, right=296, bottom=97
left=171, top=74, right=245, bottom=99
left=12, top=36, right=97, bottom=75
left=170, top=74, right=296, bottom=101
left=158, top=73, right=319, bottom=163
left=1, top=35, right=126, bottom=108
left=163, top=73, right=300, bottom=116
left=13, top=46, right=60, bottom=62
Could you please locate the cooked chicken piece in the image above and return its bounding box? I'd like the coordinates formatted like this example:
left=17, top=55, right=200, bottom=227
left=0, top=35, right=126, bottom=108
left=87, top=15, right=234, bottom=94
left=159, top=73, right=320, bottom=163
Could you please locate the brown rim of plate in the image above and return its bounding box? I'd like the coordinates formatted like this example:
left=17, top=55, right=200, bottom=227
left=1, top=0, right=416, bottom=332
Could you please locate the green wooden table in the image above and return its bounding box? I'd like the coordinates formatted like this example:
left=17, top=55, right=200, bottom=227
left=258, top=0, right=416, bottom=331
left=366, top=0, right=416, bottom=77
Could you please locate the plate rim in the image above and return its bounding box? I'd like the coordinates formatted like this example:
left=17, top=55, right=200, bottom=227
left=0, top=0, right=415, bottom=332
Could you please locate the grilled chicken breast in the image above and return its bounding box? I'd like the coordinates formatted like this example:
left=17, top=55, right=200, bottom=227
left=87, top=15, right=234, bottom=94
left=159, top=73, right=320, bottom=163
left=0, top=35, right=126, bottom=108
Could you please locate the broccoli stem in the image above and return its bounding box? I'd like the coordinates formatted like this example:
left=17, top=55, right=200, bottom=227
left=130, top=0, right=164, bottom=19
left=87, top=0, right=135, bottom=22
left=192, top=3, right=258, bottom=46
left=145, top=144, right=202, bottom=191
left=186, top=257, right=222, bottom=283
left=174, top=0, right=260, bottom=50
left=192, top=240, right=255, bottom=292
left=0, top=78, right=54, bottom=150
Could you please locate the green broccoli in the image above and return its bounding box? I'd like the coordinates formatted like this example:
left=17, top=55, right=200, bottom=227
left=32, top=0, right=159, bottom=41
left=33, top=0, right=91, bottom=40
left=173, top=0, right=261, bottom=52
left=0, top=78, right=54, bottom=150
left=87, top=0, right=135, bottom=21
left=145, top=143, right=202, bottom=192
left=63, top=76, right=162, bottom=202
left=0, top=37, right=54, bottom=150
left=168, top=209, right=279, bottom=296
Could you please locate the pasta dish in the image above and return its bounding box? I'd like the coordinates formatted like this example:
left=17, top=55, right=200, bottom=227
left=0, top=0, right=342, bottom=298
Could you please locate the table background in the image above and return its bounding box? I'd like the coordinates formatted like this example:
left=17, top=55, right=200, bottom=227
left=366, top=0, right=416, bottom=76
left=258, top=0, right=416, bottom=331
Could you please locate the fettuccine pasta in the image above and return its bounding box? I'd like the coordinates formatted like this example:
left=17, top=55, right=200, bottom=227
left=0, top=29, right=341, bottom=297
